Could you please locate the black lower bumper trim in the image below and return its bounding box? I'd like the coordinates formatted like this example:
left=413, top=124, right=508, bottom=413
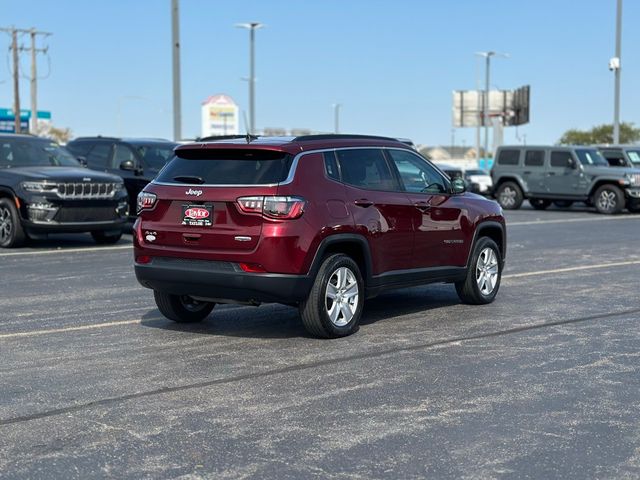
left=135, top=257, right=313, bottom=304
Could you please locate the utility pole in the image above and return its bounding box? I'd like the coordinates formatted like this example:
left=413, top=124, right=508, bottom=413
left=171, top=0, right=182, bottom=141
left=333, top=103, right=341, bottom=133
left=236, top=22, right=264, bottom=135
left=612, top=0, right=623, bottom=144
left=475, top=51, right=509, bottom=161
left=2, top=26, right=52, bottom=134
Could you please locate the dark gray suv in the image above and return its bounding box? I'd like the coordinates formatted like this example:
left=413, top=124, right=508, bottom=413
left=492, top=145, right=640, bottom=214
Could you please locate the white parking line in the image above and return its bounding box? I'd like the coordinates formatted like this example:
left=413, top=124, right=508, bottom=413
left=1, top=259, right=639, bottom=340
left=0, top=245, right=131, bottom=257
left=504, top=260, right=640, bottom=279
left=509, top=215, right=640, bottom=226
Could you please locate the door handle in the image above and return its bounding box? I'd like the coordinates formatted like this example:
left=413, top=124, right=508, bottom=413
left=523, top=171, right=532, bottom=175
left=354, top=199, right=373, bottom=208
left=414, top=201, right=431, bottom=211
left=546, top=172, right=556, bottom=176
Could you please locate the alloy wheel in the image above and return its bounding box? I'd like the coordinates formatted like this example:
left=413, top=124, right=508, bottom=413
left=0, top=206, right=12, bottom=244
left=325, top=266, right=359, bottom=327
left=499, top=187, right=516, bottom=208
left=597, top=190, right=617, bottom=212
left=476, top=247, right=499, bottom=295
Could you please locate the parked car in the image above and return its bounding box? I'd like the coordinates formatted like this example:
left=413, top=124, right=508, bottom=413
left=134, top=134, right=506, bottom=338
left=598, top=145, right=640, bottom=168
left=492, top=145, right=640, bottom=214
left=0, top=134, right=129, bottom=248
left=66, top=137, right=178, bottom=218
left=464, top=168, right=493, bottom=195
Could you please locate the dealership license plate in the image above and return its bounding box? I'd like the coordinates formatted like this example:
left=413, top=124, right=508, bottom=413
left=181, top=204, right=213, bottom=227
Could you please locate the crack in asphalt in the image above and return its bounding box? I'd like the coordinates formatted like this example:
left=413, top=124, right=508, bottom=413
left=2, top=306, right=639, bottom=427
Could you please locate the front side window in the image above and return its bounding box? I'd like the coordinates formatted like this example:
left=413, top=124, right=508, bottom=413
left=524, top=150, right=545, bottom=167
left=86, top=143, right=112, bottom=169
left=387, top=149, right=448, bottom=194
left=575, top=149, right=608, bottom=167
left=550, top=151, right=573, bottom=168
left=0, top=139, right=80, bottom=168
left=336, top=149, right=396, bottom=191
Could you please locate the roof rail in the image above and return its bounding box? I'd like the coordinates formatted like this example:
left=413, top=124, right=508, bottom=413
left=198, top=135, right=254, bottom=142
left=292, top=134, right=400, bottom=142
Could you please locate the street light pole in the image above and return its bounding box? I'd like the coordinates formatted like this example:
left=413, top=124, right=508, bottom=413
left=333, top=103, right=341, bottom=133
left=171, top=0, right=182, bottom=141
left=612, top=0, right=623, bottom=144
left=475, top=51, right=509, bottom=161
left=236, top=22, right=264, bottom=135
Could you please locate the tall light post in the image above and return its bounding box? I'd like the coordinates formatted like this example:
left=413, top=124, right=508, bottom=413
left=171, top=0, right=181, bottom=141
left=236, top=22, right=264, bottom=135
left=611, top=0, right=623, bottom=144
left=475, top=51, right=509, bottom=160
left=333, top=103, right=341, bottom=133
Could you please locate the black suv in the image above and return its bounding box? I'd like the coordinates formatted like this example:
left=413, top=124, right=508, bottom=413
left=0, top=134, right=129, bottom=248
left=66, top=137, right=177, bottom=218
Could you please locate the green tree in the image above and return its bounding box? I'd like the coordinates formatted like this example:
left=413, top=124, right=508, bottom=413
left=559, top=122, right=640, bottom=145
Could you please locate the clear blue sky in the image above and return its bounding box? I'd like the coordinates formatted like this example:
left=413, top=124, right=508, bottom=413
left=1, top=0, right=638, bottom=147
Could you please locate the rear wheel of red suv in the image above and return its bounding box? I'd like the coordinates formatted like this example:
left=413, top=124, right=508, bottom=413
left=455, top=237, right=502, bottom=305
left=154, top=291, right=215, bottom=323
left=300, top=254, right=364, bottom=338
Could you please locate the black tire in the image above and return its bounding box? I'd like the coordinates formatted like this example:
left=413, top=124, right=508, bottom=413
left=553, top=200, right=574, bottom=208
left=154, top=291, right=215, bottom=323
left=529, top=198, right=551, bottom=210
left=593, top=184, right=624, bottom=215
left=0, top=198, right=26, bottom=248
left=299, top=254, right=364, bottom=338
left=455, top=237, right=502, bottom=305
left=91, top=230, right=123, bottom=245
left=495, top=182, right=524, bottom=210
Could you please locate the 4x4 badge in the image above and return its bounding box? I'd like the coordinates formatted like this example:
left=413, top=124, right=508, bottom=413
left=185, top=188, right=203, bottom=196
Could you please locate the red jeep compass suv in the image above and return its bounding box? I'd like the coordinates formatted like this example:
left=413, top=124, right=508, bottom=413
left=134, top=135, right=506, bottom=338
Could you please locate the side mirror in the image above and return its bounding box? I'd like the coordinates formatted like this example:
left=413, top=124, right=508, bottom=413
left=452, top=177, right=466, bottom=194
left=77, top=156, right=88, bottom=167
left=568, top=158, right=578, bottom=169
left=120, top=159, right=136, bottom=171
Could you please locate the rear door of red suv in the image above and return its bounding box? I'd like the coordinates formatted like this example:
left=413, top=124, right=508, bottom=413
left=136, top=146, right=294, bottom=255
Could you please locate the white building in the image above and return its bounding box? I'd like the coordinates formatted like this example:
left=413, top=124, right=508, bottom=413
left=201, top=94, right=239, bottom=138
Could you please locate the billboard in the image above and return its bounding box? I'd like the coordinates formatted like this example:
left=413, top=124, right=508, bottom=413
left=0, top=108, right=51, bottom=133
left=452, top=85, right=530, bottom=127
left=201, top=94, right=239, bottom=137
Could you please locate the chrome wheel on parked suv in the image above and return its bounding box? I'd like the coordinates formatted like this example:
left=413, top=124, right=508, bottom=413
left=0, top=198, right=26, bottom=248
left=325, top=266, right=360, bottom=327
left=496, top=182, right=523, bottom=210
left=456, top=237, right=502, bottom=304
left=593, top=184, right=624, bottom=215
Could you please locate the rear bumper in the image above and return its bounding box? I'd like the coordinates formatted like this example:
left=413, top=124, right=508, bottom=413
left=134, top=257, right=313, bottom=305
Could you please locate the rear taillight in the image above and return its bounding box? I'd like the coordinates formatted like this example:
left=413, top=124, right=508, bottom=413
left=137, top=191, right=157, bottom=214
left=237, top=196, right=305, bottom=219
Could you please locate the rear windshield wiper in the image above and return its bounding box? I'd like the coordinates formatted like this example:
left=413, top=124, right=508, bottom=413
left=173, top=175, right=205, bottom=184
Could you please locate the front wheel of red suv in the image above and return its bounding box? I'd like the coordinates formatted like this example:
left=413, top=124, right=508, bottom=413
left=455, top=237, right=502, bottom=305
left=300, top=254, right=364, bottom=338
left=154, top=291, right=215, bottom=323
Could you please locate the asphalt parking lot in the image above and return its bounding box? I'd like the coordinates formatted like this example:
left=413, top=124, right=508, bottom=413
left=1, top=205, right=640, bottom=479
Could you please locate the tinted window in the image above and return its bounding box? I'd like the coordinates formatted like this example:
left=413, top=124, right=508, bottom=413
left=132, top=143, right=176, bottom=172
left=601, top=151, right=627, bottom=167
left=323, top=151, right=340, bottom=181
left=156, top=149, right=293, bottom=185
left=86, top=143, right=112, bottom=169
left=336, top=149, right=396, bottom=191
left=0, top=138, right=80, bottom=168
left=66, top=141, right=93, bottom=158
left=497, top=149, right=520, bottom=165
left=387, top=149, right=448, bottom=194
left=550, top=151, right=573, bottom=168
left=113, top=144, right=137, bottom=169
left=575, top=149, right=608, bottom=167
left=524, top=150, right=545, bottom=167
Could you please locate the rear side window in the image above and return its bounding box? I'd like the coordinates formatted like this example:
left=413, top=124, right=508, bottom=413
left=550, top=151, right=573, bottom=168
left=336, top=148, right=396, bottom=191
left=156, top=149, right=293, bottom=185
left=497, top=149, right=520, bottom=166
left=524, top=150, right=545, bottom=167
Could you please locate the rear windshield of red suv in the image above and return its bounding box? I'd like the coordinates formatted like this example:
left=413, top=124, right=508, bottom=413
left=155, top=148, right=293, bottom=185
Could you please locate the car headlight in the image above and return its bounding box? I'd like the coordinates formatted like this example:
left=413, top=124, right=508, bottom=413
left=21, top=181, right=58, bottom=193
